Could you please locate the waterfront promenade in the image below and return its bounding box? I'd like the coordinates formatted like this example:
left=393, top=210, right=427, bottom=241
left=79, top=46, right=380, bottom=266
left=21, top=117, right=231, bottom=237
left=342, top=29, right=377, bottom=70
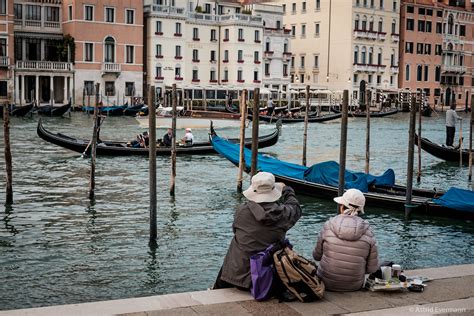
left=2, top=264, right=473, bottom=315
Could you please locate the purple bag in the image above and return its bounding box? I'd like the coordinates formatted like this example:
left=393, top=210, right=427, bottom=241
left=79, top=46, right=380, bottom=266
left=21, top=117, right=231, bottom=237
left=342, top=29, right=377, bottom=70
left=250, top=244, right=275, bottom=301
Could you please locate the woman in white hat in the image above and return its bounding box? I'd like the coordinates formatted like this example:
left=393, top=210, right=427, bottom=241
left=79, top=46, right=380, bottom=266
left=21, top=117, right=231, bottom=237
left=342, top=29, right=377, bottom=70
left=214, top=171, right=302, bottom=290
left=313, top=188, right=379, bottom=291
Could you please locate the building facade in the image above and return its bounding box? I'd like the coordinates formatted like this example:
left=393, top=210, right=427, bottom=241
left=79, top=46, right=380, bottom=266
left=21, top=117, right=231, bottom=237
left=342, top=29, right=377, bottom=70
left=144, top=0, right=290, bottom=103
left=399, top=0, right=473, bottom=108
left=13, top=0, right=73, bottom=105
left=276, top=0, right=400, bottom=99
left=62, top=0, right=144, bottom=106
left=0, top=0, right=14, bottom=102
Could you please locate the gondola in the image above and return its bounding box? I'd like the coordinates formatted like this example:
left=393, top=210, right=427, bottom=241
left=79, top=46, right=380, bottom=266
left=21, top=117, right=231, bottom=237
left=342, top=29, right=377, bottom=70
left=123, top=104, right=145, bottom=116
left=210, top=133, right=473, bottom=219
left=36, top=102, right=71, bottom=117
left=37, top=119, right=280, bottom=156
left=331, top=107, right=398, bottom=118
left=1, top=102, right=35, bottom=118
left=415, top=134, right=470, bottom=163
left=101, top=105, right=128, bottom=116
left=249, top=112, right=342, bottom=123
left=421, top=106, right=433, bottom=117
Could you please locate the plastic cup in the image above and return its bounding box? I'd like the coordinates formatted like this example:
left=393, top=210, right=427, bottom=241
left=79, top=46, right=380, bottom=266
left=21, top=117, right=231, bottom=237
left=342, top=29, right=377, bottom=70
left=381, top=266, right=392, bottom=280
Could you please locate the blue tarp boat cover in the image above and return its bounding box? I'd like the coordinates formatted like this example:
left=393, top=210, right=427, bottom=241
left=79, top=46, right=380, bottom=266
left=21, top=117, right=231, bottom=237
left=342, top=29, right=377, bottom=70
left=433, top=188, right=474, bottom=212
left=211, top=135, right=395, bottom=192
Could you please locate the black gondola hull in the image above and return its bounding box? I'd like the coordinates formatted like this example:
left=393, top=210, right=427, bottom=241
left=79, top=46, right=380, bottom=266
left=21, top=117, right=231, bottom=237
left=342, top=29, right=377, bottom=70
left=249, top=112, right=342, bottom=123
left=37, top=119, right=280, bottom=156
left=416, top=134, right=470, bottom=163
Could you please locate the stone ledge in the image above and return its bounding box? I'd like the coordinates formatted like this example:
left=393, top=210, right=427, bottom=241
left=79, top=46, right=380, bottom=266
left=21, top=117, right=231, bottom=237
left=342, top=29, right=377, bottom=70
left=1, top=264, right=473, bottom=316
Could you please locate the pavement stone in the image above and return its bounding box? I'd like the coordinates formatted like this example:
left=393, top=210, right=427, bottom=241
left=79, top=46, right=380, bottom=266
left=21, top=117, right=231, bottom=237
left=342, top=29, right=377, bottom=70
left=238, top=300, right=300, bottom=316
left=191, top=302, right=252, bottom=316
left=286, top=298, right=349, bottom=315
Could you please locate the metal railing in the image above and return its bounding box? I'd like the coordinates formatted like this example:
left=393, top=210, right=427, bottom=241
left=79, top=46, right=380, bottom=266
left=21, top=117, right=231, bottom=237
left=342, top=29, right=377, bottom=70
left=16, top=61, right=73, bottom=71
left=442, top=65, right=466, bottom=73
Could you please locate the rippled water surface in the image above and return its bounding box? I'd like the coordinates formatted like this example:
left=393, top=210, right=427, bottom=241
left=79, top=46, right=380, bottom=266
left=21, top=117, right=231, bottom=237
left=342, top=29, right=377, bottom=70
left=0, top=111, right=473, bottom=310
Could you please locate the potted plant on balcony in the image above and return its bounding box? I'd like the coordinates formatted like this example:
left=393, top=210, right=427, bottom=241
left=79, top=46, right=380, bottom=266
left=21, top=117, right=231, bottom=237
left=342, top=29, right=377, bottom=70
left=195, top=5, right=203, bottom=13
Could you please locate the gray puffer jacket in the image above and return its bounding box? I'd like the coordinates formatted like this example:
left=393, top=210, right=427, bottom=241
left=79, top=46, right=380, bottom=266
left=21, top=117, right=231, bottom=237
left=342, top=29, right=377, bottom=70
left=313, top=214, right=379, bottom=291
left=220, top=186, right=302, bottom=289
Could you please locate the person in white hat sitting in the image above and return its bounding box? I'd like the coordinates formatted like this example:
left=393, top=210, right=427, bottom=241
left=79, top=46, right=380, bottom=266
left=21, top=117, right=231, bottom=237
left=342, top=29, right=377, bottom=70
left=180, top=128, right=193, bottom=146
left=313, top=188, right=379, bottom=291
left=213, top=171, right=302, bottom=290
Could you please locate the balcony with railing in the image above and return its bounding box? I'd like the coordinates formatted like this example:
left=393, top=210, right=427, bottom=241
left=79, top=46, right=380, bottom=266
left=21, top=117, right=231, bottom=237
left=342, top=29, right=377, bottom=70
left=14, top=18, right=62, bottom=33
left=353, top=63, right=377, bottom=72
left=353, top=29, right=378, bottom=40
left=391, top=33, right=400, bottom=42
left=264, top=27, right=292, bottom=37
left=16, top=61, right=73, bottom=72
left=145, top=4, right=186, bottom=17
left=0, top=56, right=10, bottom=68
left=442, top=65, right=466, bottom=73
left=263, top=51, right=274, bottom=59
left=390, top=66, right=399, bottom=74
left=101, top=63, right=121, bottom=74
left=377, top=32, right=387, bottom=41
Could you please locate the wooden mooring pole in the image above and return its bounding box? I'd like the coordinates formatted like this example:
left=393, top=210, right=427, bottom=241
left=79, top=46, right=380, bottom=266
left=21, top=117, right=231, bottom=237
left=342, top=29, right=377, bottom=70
left=251, top=88, right=260, bottom=177
left=337, top=90, right=349, bottom=211
left=237, top=89, right=248, bottom=193
left=89, top=83, right=100, bottom=200
left=405, top=93, right=417, bottom=219
left=148, top=85, right=157, bottom=241
left=3, top=96, right=13, bottom=205
left=170, top=84, right=177, bottom=196
left=302, top=85, right=310, bottom=166
left=365, top=90, right=371, bottom=174
left=417, top=94, right=422, bottom=183
left=469, top=94, right=473, bottom=182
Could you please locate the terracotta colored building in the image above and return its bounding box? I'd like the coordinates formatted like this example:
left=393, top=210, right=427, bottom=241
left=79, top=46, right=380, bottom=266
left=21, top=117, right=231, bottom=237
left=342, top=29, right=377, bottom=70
left=399, top=0, right=474, bottom=108
left=0, top=0, right=15, bottom=101
left=62, top=0, right=143, bottom=106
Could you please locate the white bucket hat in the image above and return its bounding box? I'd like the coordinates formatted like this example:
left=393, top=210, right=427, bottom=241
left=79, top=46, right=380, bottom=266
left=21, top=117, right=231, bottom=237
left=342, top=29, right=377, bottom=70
left=185, top=128, right=192, bottom=132
left=334, top=188, right=366, bottom=214
left=243, top=172, right=282, bottom=203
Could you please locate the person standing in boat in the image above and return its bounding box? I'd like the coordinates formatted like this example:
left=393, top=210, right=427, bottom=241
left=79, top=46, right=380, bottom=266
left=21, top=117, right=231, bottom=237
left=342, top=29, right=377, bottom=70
left=267, top=98, right=274, bottom=116
left=313, top=189, right=379, bottom=291
left=162, top=128, right=173, bottom=147
left=181, top=128, right=193, bottom=146
left=446, top=105, right=462, bottom=147
left=213, top=172, right=302, bottom=290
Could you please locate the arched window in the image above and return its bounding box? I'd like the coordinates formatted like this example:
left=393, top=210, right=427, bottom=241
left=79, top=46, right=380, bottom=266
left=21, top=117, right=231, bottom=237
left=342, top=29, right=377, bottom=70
left=391, top=49, right=395, bottom=66
left=210, top=67, right=216, bottom=81
left=368, top=47, right=373, bottom=64
left=355, top=14, right=360, bottom=30
left=354, top=46, right=359, bottom=64
left=283, top=40, right=289, bottom=53
left=448, top=14, right=454, bottom=34
left=405, top=64, right=410, bottom=81
left=361, top=47, right=367, bottom=64
left=391, top=19, right=397, bottom=34
left=265, top=38, right=271, bottom=52
left=175, top=64, right=181, bottom=78
left=417, top=65, right=422, bottom=81
left=377, top=48, right=383, bottom=65
left=104, top=36, right=115, bottom=63
left=369, top=16, right=374, bottom=31
left=362, top=15, right=367, bottom=30
left=378, top=18, right=383, bottom=32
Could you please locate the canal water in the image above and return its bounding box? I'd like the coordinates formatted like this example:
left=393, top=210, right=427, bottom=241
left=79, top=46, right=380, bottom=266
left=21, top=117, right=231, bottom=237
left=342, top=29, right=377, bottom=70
left=0, top=111, right=473, bottom=310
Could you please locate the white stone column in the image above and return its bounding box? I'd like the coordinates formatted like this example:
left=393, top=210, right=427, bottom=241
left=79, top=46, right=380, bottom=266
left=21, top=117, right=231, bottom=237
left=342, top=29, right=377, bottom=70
left=14, top=75, right=19, bottom=104
left=63, top=76, right=67, bottom=104
left=35, top=75, right=39, bottom=104
left=50, top=76, right=54, bottom=105
left=40, top=40, right=45, bottom=61
left=21, top=75, right=25, bottom=104
left=22, top=40, right=26, bottom=61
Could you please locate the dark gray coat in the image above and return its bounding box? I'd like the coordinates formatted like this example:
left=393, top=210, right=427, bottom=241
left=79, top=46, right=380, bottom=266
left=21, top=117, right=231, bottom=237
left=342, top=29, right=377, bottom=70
left=220, top=186, right=302, bottom=289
